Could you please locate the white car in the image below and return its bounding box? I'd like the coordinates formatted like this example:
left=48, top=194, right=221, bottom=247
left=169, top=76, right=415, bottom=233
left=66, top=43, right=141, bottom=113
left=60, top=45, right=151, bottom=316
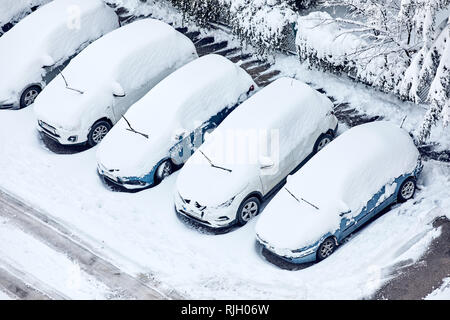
left=0, top=0, right=51, bottom=35
left=0, top=0, right=119, bottom=109
left=34, top=18, right=198, bottom=147
left=96, top=54, right=256, bottom=190
left=175, top=77, right=338, bottom=228
left=255, top=121, right=423, bottom=264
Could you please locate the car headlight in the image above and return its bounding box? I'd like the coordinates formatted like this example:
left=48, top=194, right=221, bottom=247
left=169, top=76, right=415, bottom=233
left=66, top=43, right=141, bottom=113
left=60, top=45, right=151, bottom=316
left=292, top=246, right=317, bottom=258
left=216, top=196, right=236, bottom=208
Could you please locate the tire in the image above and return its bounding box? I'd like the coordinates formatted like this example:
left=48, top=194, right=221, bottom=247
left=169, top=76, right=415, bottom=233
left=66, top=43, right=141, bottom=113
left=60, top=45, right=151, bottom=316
left=154, top=160, right=173, bottom=184
left=20, top=85, right=41, bottom=108
left=317, top=237, right=337, bottom=261
left=397, top=177, right=416, bottom=203
left=313, top=133, right=333, bottom=153
left=237, top=196, right=260, bottom=226
left=87, top=120, right=111, bottom=147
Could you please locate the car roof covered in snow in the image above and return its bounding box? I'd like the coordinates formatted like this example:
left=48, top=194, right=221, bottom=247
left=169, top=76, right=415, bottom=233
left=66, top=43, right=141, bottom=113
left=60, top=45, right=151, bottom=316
left=256, top=121, right=420, bottom=251
left=0, top=0, right=118, bottom=100
left=50, top=18, right=196, bottom=91
left=96, top=54, right=255, bottom=176
left=210, top=76, right=333, bottom=132
left=286, top=121, right=420, bottom=212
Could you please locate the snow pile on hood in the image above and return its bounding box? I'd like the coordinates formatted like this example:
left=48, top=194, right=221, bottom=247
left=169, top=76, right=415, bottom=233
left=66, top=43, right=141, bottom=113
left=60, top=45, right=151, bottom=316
left=97, top=54, right=255, bottom=176
left=34, top=18, right=197, bottom=130
left=0, top=0, right=118, bottom=102
left=176, top=77, right=335, bottom=206
left=256, top=121, right=420, bottom=250
left=0, top=0, right=50, bottom=26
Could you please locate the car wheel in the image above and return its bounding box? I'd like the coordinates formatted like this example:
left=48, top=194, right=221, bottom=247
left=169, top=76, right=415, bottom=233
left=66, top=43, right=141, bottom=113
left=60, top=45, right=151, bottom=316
left=317, top=237, right=337, bottom=261
left=237, top=197, right=260, bottom=226
left=88, top=120, right=111, bottom=147
left=397, top=177, right=416, bottom=203
left=155, top=160, right=173, bottom=184
left=20, top=85, right=41, bottom=108
left=313, top=133, right=333, bottom=153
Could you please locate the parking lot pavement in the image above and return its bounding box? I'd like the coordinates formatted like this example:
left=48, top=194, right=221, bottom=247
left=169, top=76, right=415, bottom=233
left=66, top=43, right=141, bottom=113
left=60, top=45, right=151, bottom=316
left=373, top=216, right=450, bottom=300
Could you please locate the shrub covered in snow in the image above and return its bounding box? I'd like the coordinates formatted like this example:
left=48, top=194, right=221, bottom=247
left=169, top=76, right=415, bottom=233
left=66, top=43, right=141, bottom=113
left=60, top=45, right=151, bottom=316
left=297, top=0, right=450, bottom=142
left=165, top=0, right=297, bottom=54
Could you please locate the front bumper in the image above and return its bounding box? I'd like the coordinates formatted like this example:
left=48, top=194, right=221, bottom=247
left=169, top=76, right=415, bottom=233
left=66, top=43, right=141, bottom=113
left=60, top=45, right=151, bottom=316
left=256, top=234, right=318, bottom=264
left=97, top=165, right=153, bottom=191
left=37, top=120, right=86, bottom=145
left=174, top=193, right=236, bottom=228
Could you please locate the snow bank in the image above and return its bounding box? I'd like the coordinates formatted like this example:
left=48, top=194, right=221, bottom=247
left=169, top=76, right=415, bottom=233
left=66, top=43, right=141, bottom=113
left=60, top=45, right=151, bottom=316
left=0, top=0, right=118, bottom=103
left=426, top=277, right=450, bottom=300
left=0, top=0, right=50, bottom=26
left=256, top=121, right=420, bottom=249
left=34, top=18, right=197, bottom=131
left=176, top=77, right=335, bottom=206
left=97, top=54, right=255, bottom=177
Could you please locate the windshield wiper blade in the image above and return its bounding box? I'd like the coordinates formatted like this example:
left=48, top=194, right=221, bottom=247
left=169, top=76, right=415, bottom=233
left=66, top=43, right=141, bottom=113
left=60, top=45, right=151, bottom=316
left=199, top=150, right=232, bottom=173
left=59, top=70, right=84, bottom=94
left=122, top=115, right=149, bottom=139
left=284, top=187, right=319, bottom=211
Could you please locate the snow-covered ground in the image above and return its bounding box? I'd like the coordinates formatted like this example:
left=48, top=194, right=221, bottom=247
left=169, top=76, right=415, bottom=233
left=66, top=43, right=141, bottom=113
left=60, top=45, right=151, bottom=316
left=0, top=216, right=111, bottom=299
left=1, top=0, right=449, bottom=300
left=0, top=99, right=449, bottom=298
left=0, top=290, right=11, bottom=300
left=426, top=278, right=450, bottom=300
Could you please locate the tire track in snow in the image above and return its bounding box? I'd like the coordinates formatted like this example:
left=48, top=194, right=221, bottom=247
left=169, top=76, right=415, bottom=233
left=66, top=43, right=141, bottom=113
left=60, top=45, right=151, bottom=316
left=0, top=189, right=172, bottom=300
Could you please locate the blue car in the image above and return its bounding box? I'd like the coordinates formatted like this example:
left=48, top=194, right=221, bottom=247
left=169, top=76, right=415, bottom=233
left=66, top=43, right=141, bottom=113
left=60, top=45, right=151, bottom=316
left=96, top=54, right=256, bottom=190
left=255, top=121, right=423, bottom=264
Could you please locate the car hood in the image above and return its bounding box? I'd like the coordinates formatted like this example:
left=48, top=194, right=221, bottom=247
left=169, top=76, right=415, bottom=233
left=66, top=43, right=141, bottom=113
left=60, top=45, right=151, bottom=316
left=176, top=152, right=254, bottom=207
left=34, top=75, right=111, bottom=130
left=255, top=187, right=342, bottom=252
left=96, top=118, right=168, bottom=178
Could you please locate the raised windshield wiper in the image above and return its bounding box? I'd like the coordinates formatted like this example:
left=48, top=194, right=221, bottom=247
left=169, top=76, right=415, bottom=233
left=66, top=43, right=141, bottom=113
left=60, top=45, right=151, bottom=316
left=122, top=115, right=149, bottom=139
left=199, top=150, right=232, bottom=173
left=284, top=187, right=319, bottom=211
left=59, top=70, right=84, bottom=94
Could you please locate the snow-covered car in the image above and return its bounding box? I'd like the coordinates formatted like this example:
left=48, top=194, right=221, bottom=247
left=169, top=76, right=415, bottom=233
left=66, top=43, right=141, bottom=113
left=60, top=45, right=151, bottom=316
left=0, top=0, right=119, bottom=109
left=0, top=0, right=51, bottom=35
left=96, top=54, right=256, bottom=190
left=255, top=121, right=423, bottom=264
left=175, top=77, right=339, bottom=228
left=34, top=18, right=198, bottom=147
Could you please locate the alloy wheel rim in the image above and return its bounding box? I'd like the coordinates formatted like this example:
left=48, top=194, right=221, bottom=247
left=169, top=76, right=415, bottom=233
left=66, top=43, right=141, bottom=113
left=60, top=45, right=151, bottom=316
left=158, top=161, right=172, bottom=180
left=24, top=89, right=39, bottom=106
left=241, top=201, right=258, bottom=222
left=92, top=125, right=108, bottom=144
left=317, top=137, right=331, bottom=151
left=401, top=181, right=415, bottom=199
left=320, top=239, right=334, bottom=258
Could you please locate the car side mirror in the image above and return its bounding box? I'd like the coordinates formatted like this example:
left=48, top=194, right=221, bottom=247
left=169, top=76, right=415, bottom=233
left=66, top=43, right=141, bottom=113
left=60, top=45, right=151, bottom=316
left=112, top=82, right=126, bottom=97
left=42, top=55, right=55, bottom=67
left=259, top=156, right=274, bottom=169
left=173, top=128, right=188, bottom=142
